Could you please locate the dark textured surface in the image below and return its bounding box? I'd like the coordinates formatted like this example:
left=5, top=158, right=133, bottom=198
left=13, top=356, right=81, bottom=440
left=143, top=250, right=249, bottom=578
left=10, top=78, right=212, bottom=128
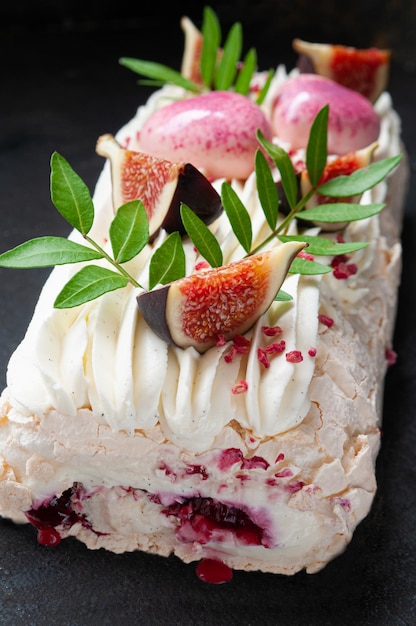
left=1, top=7, right=416, bottom=625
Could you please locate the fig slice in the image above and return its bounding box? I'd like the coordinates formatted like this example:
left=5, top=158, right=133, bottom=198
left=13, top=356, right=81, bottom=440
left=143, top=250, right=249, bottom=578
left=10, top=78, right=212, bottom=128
left=300, top=142, right=378, bottom=231
left=96, top=134, right=223, bottom=241
left=293, top=39, right=390, bottom=103
left=180, top=16, right=204, bottom=85
left=136, top=241, right=305, bottom=352
left=276, top=143, right=377, bottom=230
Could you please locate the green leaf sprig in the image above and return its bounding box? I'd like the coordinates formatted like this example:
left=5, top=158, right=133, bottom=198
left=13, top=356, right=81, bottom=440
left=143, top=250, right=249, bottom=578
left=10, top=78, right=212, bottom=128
left=0, top=105, right=402, bottom=308
left=119, top=6, right=273, bottom=102
left=181, top=104, right=402, bottom=277
left=0, top=152, right=150, bottom=308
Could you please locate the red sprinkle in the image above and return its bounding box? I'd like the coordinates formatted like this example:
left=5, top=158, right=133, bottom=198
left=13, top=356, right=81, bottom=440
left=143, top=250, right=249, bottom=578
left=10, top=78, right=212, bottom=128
left=332, top=262, right=358, bottom=279
left=318, top=313, right=334, bottom=328
left=224, top=346, right=238, bottom=363
left=297, top=249, right=314, bottom=262
left=233, top=334, right=251, bottom=348
left=196, top=559, right=233, bottom=584
left=275, top=468, right=293, bottom=478
left=261, top=325, right=283, bottom=337
left=257, top=347, right=271, bottom=368
left=275, top=453, right=285, bottom=463
left=265, top=340, right=286, bottom=355
left=331, top=253, right=349, bottom=266
left=232, top=380, right=248, bottom=394
left=224, top=335, right=251, bottom=362
left=241, top=456, right=270, bottom=470
left=218, top=448, right=243, bottom=471
left=195, top=260, right=210, bottom=271
left=265, top=478, right=278, bottom=486
left=308, top=347, right=317, bottom=357
left=331, top=254, right=357, bottom=279
left=285, top=481, right=304, bottom=493
left=286, top=350, right=303, bottom=363
left=216, top=334, right=226, bottom=346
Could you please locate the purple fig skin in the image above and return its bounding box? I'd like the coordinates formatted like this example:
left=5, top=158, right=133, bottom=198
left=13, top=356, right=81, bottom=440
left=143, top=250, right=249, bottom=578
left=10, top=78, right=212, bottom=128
left=160, top=163, right=223, bottom=236
left=276, top=172, right=302, bottom=217
left=136, top=285, right=173, bottom=345
left=276, top=173, right=316, bottom=229
left=137, top=242, right=305, bottom=353
left=296, top=54, right=315, bottom=74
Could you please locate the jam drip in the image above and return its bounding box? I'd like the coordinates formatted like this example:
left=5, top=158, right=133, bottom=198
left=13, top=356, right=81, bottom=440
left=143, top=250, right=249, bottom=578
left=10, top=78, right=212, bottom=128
left=25, top=484, right=92, bottom=546
left=166, top=496, right=267, bottom=546
left=196, top=558, right=234, bottom=584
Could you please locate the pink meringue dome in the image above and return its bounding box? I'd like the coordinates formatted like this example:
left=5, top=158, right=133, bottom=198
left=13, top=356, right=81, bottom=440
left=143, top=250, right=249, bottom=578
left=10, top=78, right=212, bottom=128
left=272, top=74, right=380, bottom=154
left=139, top=90, right=273, bottom=180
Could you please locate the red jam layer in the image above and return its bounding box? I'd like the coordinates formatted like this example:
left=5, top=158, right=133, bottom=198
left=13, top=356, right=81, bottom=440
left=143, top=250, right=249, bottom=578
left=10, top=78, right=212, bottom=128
left=24, top=484, right=93, bottom=546
left=24, top=484, right=265, bottom=583
left=25, top=485, right=270, bottom=556
left=162, top=496, right=269, bottom=547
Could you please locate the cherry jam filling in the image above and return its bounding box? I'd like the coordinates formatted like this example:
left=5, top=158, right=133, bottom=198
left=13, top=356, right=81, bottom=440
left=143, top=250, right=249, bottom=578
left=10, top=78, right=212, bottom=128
left=165, top=496, right=268, bottom=547
left=25, top=484, right=93, bottom=546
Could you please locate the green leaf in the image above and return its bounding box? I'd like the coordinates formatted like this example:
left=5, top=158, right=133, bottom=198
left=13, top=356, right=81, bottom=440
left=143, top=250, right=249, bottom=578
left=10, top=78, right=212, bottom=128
left=234, top=47, right=257, bottom=95
left=54, top=265, right=129, bottom=309
left=306, top=105, right=328, bottom=186
left=317, top=154, right=403, bottom=197
left=289, top=257, right=332, bottom=275
left=131, top=79, right=168, bottom=88
left=148, top=232, right=186, bottom=289
left=50, top=152, right=95, bottom=235
left=0, top=236, right=104, bottom=268
left=200, top=5, right=221, bottom=88
left=221, top=182, right=252, bottom=253
left=256, top=68, right=274, bottom=105
left=119, top=57, right=201, bottom=93
left=214, top=21, right=242, bottom=90
left=255, top=149, right=279, bottom=231
left=257, top=131, right=299, bottom=210
left=180, top=204, right=223, bottom=268
left=277, top=234, right=368, bottom=256
left=297, top=202, right=385, bottom=223
left=109, top=200, right=149, bottom=264
left=54, top=265, right=129, bottom=308
left=275, top=289, right=293, bottom=302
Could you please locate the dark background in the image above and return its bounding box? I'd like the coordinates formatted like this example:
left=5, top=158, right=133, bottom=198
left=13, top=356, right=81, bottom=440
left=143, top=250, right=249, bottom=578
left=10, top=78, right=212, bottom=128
left=2, top=0, right=416, bottom=62
left=1, top=2, right=415, bottom=624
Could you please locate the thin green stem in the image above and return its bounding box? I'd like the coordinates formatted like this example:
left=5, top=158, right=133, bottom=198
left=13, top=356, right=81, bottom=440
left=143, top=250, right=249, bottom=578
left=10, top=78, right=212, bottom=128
left=247, top=186, right=318, bottom=256
left=84, top=234, right=142, bottom=288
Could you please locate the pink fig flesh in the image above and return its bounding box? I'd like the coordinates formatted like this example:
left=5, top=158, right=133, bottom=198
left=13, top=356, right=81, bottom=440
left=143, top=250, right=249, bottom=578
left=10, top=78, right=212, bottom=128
left=136, top=242, right=305, bottom=352
left=293, top=39, right=390, bottom=103
left=96, top=134, right=222, bottom=241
